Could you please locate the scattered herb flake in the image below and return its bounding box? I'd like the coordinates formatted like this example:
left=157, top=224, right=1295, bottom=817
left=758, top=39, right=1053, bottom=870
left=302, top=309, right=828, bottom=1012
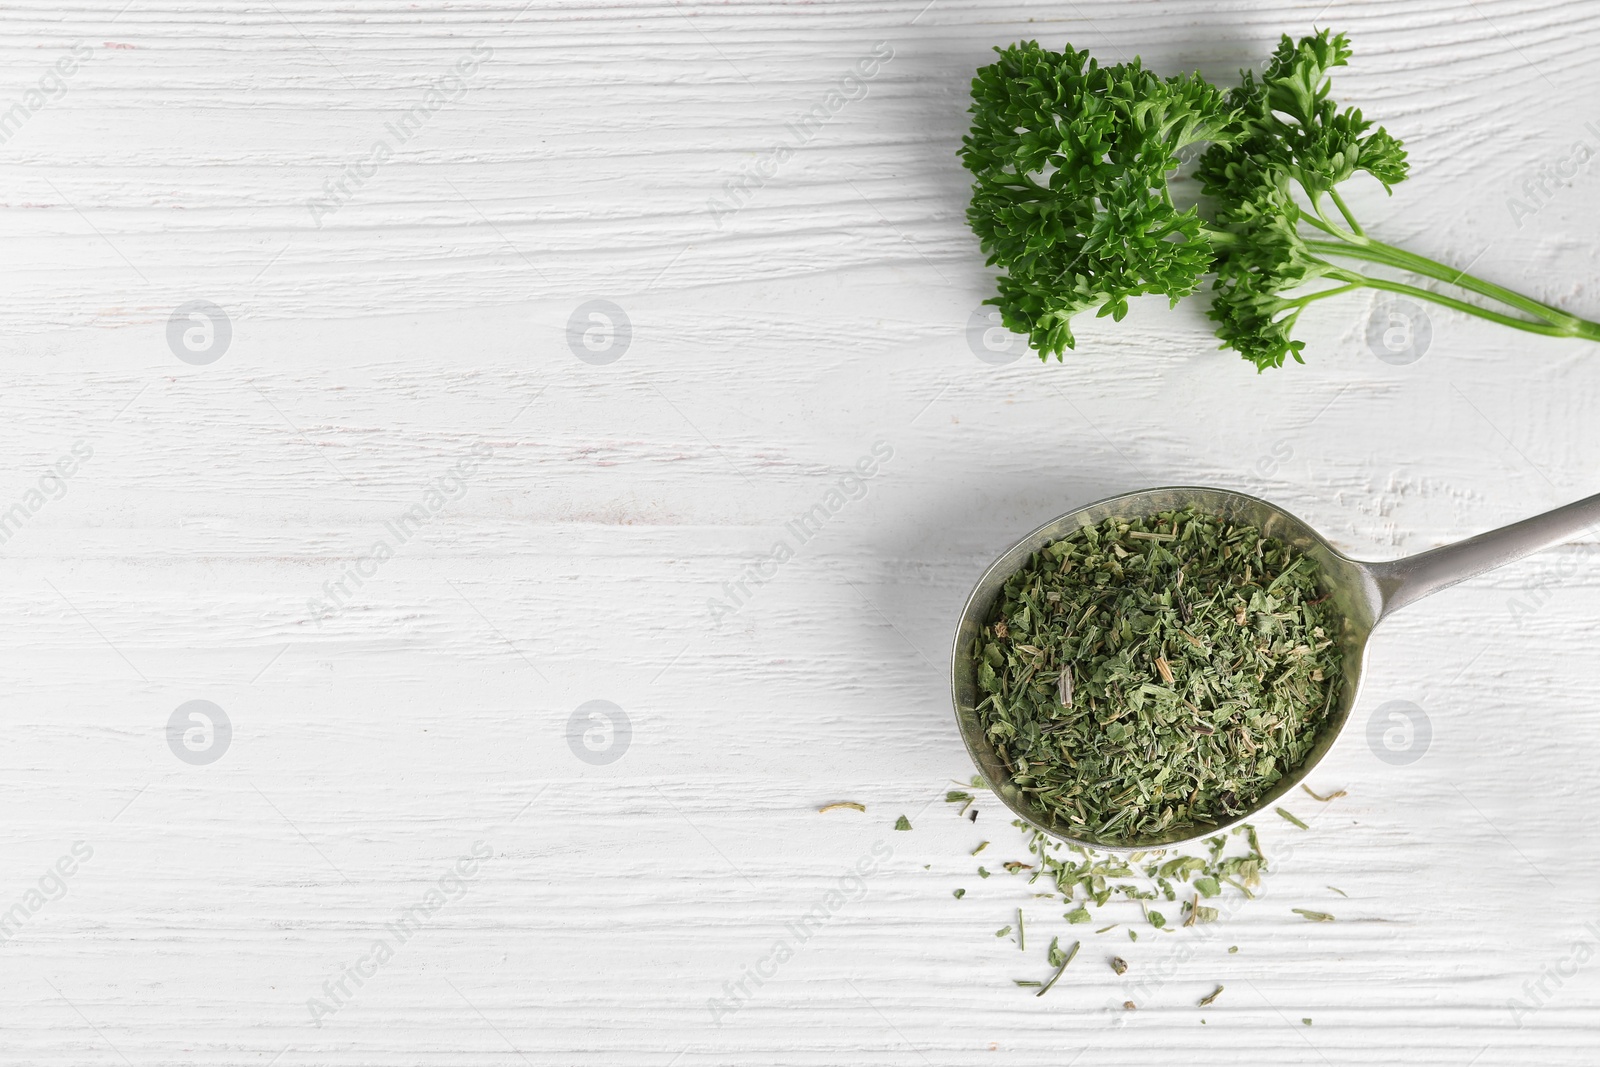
left=971, top=841, right=989, bottom=855
left=1036, top=939, right=1079, bottom=997
left=946, top=790, right=976, bottom=816
left=894, top=815, right=912, bottom=831
left=1275, top=807, right=1309, bottom=830
left=818, top=802, right=865, bottom=814
left=1110, top=956, right=1128, bottom=976
left=1292, top=908, right=1335, bottom=922
left=1301, top=784, right=1346, bottom=803
left=1198, top=985, right=1225, bottom=1007
left=959, top=813, right=1272, bottom=991
left=1328, top=886, right=1347, bottom=897
left=953, top=888, right=966, bottom=899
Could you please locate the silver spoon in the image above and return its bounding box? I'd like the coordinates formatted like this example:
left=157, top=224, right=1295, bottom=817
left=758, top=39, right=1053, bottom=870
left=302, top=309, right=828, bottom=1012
left=950, top=485, right=1600, bottom=851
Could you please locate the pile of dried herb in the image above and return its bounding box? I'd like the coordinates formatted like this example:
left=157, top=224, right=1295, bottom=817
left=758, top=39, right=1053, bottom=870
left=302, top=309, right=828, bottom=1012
left=971, top=506, right=1342, bottom=842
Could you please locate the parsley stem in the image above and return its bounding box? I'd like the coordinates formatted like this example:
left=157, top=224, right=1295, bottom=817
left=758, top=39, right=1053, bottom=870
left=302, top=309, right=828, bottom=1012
left=1293, top=183, right=1550, bottom=331
left=1283, top=282, right=1364, bottom=309
left=1303, top=196, right=1354, bottom=242
left=1326, top=189, right=1364, bottom=236
left=1298, top=212, right=1346, bottom=241
left=1326, top=268, right=1595, bottom=338
left=1308, top=238, right=1600, bottom=338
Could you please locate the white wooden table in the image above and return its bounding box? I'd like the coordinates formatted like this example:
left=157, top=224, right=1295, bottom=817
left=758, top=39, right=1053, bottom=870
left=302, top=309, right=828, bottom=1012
left=3, top=1, right=1599, bottom=1063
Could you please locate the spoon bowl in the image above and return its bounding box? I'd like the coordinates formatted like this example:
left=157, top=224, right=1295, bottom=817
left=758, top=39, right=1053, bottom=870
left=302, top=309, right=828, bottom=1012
left=951, top=485, right=1600, bottom=851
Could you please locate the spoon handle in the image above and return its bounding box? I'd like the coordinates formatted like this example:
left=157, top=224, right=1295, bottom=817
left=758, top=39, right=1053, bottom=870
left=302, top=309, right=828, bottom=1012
left=1369, top=492, right=1600, bottom=618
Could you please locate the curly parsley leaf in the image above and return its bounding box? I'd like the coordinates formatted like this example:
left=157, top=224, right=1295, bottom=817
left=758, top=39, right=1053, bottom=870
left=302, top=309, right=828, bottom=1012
left=1196, top=30, right=1408, bottom=368
left=961, top=41, right=1238, bottom=359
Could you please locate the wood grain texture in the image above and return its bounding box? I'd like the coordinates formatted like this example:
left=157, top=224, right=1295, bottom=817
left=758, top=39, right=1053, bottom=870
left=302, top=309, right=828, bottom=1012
left=1, top=1, right=1599, bottom=1063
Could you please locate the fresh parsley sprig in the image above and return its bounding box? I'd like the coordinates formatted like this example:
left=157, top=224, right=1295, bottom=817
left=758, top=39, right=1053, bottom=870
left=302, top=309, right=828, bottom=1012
left=961, top=30, right=1600, bottom=369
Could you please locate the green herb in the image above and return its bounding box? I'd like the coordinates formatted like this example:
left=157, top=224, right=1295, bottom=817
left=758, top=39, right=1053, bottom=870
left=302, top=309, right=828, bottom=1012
left=953, top=888, right=966, bottom=899
left=1110, top=956, right=1128, bottom=976
left=1036, top=938, right=1079, bottom=997
left=995, top=925, right=1012, bottom=937
left=894, top=815, right=912, bottom=831
left=818, top=802, right=865, bottom=814
left=1222, top=877, right=1256, bottom=900
left=1065, top=906, right=1090, bottom=924
left=1302, top=1018, right=1313, bottom=1026
left=972, top=841, right=989, bottom=855
left=1293, top=908, right=1335, bottom=922
left=1199, top=984, right=1225, bottom=1007
left=1328, top=886, right=1347, bottom=897
left=1302, top=784, right=1346, bottom=802
left=1275, top=807, right=1309, bottom=830
left=971, top=506, right=1342, bottom=843
left=1014, top=979, right=1042, bottom=987
left=1228, top=945, right=1238, bottom=954
left=1017, top=909, right=1025, bottom=951
left=960, top=31, right=1600, bottom=370
left=1095, top=924, right=1118, bottom=934
left=978, top=866, right=991, bottom=879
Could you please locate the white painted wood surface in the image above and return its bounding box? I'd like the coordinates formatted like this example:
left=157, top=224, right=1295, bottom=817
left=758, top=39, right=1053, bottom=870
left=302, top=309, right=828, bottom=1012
left=3, top=1, right=1599, bottom=1063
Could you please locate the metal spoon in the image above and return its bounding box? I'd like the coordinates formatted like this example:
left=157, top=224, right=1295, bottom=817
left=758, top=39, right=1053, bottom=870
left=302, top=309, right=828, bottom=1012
left=950, top=485, right=1600, bottom=851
